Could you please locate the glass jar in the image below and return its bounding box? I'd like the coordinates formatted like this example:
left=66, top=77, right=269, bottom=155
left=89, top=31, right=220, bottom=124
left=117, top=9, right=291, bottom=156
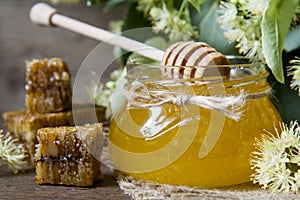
left=108, top=57, right=281, bottom=188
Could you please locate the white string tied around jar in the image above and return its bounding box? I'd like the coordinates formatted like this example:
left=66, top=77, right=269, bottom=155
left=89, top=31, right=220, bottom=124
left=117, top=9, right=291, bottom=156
left=122, top=80, right=256, bottom=121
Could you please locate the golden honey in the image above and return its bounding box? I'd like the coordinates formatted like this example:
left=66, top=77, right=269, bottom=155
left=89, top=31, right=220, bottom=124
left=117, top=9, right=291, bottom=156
left=108, top=58, right=281, bottom=187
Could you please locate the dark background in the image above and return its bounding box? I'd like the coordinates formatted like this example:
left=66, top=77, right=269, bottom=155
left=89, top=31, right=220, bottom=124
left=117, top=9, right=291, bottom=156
left=0, top=0, right=125, bottom=128
left=0, top=0, right=299, bottom=129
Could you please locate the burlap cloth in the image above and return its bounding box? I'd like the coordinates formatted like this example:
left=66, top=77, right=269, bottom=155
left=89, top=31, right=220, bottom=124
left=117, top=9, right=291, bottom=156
left=101, top=133, right=299, bottom=200
left=116, top=174, right=299, bottom=200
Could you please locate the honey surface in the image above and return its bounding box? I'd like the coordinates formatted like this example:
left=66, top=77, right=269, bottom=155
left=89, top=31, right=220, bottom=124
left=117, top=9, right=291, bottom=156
left=109, top=82, right=281, bottom=187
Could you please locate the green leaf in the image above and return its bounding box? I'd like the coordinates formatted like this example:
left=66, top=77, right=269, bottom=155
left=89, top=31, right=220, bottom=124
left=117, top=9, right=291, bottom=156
left=284, top=25, right=300, bottom=53
left=104, top=0, right=131, bottom=12
left=121, top=1, right=151, bottom=31
left=144, top=36, right=169, bottom=50
left=262, top=0, right=298, bottom=83
left=118, top=1, right=152, bottom=65
left=188, top=0, right=206, bottom=12
left=86, top=0, right=104, bottom=6
left=86, top=0, right=131, bottom=10
left=198, top=1, right=235, bottom=54
left=128, top=36, right=168, bottom=63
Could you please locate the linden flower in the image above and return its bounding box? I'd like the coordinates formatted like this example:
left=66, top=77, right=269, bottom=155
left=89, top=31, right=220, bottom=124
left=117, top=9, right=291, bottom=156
left=243, top=0, right=270, bottom=14
left=250, top=121, right=300, bottom=193
left=218, top=0, right=300, bottom=60
left=108, top=20, right=124, bottom=34
left=137, top=0, right=198, bottom=41
left=288, top=57, right=300, bottom=95
left=86, top=68, right=123, bottom=118
left=136, top=0, right=157, bottom=14
left=0, top=130, right=26, bottom=174
left=291, top=5, right=300, bottom=27
left=217, top=0, right=268, bottom=59
left=149, top=2, right=197, bottom=41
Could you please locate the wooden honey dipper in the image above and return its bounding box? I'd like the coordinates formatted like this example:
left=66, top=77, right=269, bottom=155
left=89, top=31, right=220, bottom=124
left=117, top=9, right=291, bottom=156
left=30, top=3, right=229, bottom=78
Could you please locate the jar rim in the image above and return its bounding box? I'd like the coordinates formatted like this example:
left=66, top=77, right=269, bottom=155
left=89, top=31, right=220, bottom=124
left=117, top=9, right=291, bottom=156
left=127, top=55, right=265, bottom=68
left=123, top=56, right=271, bottom=104
left=126, top=55, right=268, bottom=84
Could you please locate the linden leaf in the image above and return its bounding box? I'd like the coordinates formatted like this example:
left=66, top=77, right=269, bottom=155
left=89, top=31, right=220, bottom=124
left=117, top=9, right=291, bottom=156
left=199, top=1, right=235, bottom=54
left=284, top=26, right=300, bottom=53
left=104, top=0, right=130, bottom=12
left=128, top=36, right=168, bottom=63
left=86, top=0, right=102, bottom=6
left=262, top=0, right=298, bottom=83
left=188, top=0, right=206, bottom=12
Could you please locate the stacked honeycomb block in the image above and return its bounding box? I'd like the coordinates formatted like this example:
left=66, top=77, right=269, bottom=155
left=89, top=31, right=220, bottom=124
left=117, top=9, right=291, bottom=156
left=2, top=58, right=105, bottom=167
left=35, top=123, right=103, bottom=186
left=25, top=58, right=72, bottom=113
left=3, top=105, right=105, bottom=166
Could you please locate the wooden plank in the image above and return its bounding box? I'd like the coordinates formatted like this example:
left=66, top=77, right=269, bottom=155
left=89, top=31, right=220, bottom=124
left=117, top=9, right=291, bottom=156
left=0, top=164, right=130, bottom=200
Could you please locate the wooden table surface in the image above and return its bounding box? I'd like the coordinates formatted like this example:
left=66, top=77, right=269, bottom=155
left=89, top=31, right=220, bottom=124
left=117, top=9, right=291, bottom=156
left=0, top=163, right=130, bottom=200
left=0, top=0, right=123, bottom=125
left=0, top=1, right=129, bottom=199
left=1, top=1, right=300, bottom=200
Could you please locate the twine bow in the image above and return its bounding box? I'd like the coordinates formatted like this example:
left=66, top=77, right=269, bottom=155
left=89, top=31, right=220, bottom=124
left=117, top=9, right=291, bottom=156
left=123, top=81, right=248, bottom=121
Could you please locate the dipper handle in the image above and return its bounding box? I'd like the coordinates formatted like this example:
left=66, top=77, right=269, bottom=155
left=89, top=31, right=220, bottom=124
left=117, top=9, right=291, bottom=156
left=30, top=3, right=164, bottom=62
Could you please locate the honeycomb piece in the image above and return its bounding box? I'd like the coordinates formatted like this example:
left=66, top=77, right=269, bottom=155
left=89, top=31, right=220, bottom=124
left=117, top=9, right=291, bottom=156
left=2, top=105, right=106, bottom=166
left=35, top=123, right=103, bottom=186
left=25, top=57, right=72, bottom=113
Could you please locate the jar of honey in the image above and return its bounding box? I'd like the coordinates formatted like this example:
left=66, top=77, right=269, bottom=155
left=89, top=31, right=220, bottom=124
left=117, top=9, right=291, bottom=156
left=108, top=56, right=281, bottom=187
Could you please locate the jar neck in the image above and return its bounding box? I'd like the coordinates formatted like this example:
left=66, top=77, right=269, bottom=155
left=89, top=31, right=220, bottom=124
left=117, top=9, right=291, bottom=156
left=123, top=58, right=270, bottom=121
left=125, top=56, right=270, bottom=96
